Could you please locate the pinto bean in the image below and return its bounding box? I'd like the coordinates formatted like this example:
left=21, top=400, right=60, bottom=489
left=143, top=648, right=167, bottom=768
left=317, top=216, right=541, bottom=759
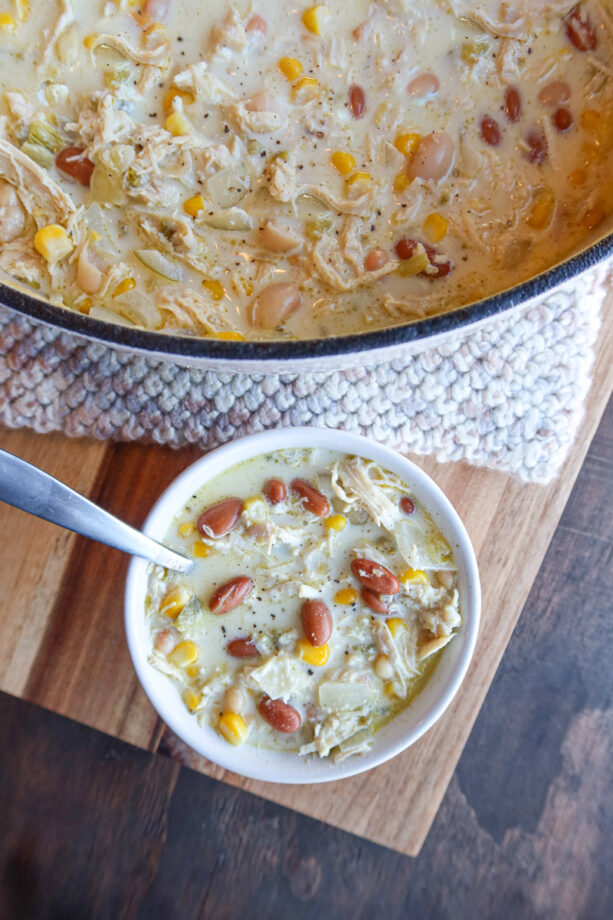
left=197, top=498, right=243, bottom=538
left=480, top=115, right=501, bottom=146
left=209, top=575, right=253, bottom=614
left=290, top=479, right=330, bottom=517
left=250, top=282, right=302, bottom=328
left=395, top=238, right=453, bottom=278
left=364, top=248, right=388, bottom=272
left=407, top=132, right=454, bottom=181
left=553, top=107, right=573, bottom=132
left=538, top=81, right=570, bottom=108
left=226, top=637, right=259, bottom=658
left=361, top=587, right=390, bottom=615
left=351, top=558, right=399, bottom=595
left=0, top=181, right=25, bottom=243
left=301, top=599, right=333, bottom=646
left=504, top=86, right=521, bottom=122
left=400, top=496, right=415, bottom=515
left=349, top=84, right=366, bottom=118
left=407, top=72, right=439, bottom=99
left=565, top=4, right=597, bottom=51
left=56, top=147, right=95, bottom=187
left=263, top=478, right=287, bottom=504
left=524, top=128, right=547, bottom=165
left=246, top=14, right=267, bottom=34
left=257, top=695, right=301, bottom=732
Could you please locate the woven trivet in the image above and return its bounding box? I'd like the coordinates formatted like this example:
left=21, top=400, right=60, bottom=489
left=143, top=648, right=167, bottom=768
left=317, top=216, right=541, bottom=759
left=0, top=264, right=609, bottom=483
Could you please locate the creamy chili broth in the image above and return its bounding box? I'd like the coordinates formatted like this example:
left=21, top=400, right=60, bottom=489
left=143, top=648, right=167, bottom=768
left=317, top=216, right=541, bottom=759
left=145, top=449, right=461, bottom=760
left=0, top=1, right=611, bottom=340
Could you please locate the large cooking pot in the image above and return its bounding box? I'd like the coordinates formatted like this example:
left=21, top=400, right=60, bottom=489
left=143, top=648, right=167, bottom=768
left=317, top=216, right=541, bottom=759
left=2, top=226, right=611, bottom=374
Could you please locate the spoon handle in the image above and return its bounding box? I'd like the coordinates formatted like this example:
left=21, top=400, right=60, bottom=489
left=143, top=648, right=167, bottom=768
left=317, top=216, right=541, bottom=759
left=0, top=449, right=193, bottom=574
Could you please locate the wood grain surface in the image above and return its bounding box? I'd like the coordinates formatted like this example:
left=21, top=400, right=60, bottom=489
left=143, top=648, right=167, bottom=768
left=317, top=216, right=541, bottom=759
left=0, top=398, right=610, bottom=920
left=0, top=313, right=611, bottom=857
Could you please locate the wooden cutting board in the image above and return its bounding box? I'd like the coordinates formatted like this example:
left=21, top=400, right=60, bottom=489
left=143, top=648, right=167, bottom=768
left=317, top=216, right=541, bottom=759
left=0, top=313, right=611, bottom=858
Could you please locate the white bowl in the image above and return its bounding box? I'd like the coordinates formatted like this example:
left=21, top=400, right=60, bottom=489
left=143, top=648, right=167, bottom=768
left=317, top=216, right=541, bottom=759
left=124, top=427, right=481, bottom=784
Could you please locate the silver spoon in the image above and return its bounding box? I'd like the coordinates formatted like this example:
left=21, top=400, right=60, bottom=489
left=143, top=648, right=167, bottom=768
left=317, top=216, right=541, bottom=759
left=0, top=448, right=193, bottom=573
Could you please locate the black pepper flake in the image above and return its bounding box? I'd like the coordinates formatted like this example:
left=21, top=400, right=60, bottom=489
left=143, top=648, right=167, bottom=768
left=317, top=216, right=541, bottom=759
left=221, top=626, right=227, bottom=635
left=224, top=125, right=230, bottom=134
left=370, top=224, right=375, bottom=232
left=307, top=669, right=314, bottom=676
left=271, top=613, right=276, bottom=620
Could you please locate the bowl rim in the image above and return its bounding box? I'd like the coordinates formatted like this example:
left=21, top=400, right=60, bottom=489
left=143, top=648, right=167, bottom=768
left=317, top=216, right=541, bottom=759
left=124, top=427, right=481, bottom=784
left=3, top=231, right=612, bottom=363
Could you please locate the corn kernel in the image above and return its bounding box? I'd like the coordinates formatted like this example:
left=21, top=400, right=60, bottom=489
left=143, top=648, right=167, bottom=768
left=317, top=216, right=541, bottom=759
left=583, top=205, right=604, bottom=230
left=569, top=168, right=587, bottom=187
left=192, top=540, right=210, bottom=558
left=89, top=230, right=102, bottom=242
left=177, top=521, right=194, bottom=537
left=186, top=665, right=200, bottom=679
left=165, top=111, right=191, bottom=136
left=580, top=109, right=602, bottom=135
left=184, top=194, right=205, bottom=218
left=335, top=586, right=357, bottom=605
left=423, top=212, right=448, bottom=243
left=297, top=638, right=330, bottom=666
left=394, top=132, right=421, bottom=157
left=278, top=56, right=303, bottom=82
left=202, top=279, right=225, bottom=301
left=83, top=33, right=96, bottom=49
left=182, top=688, right=202, bottom=711
left=169, top=640, right=200, bottom=667
left=330, top=151, right=356, bottom=176
left=163, top=87, right=195, bottom=113
left=112, top=277, right=136, bottom=297
left=292, top=76, right=319, bottom=100
left=400, top=568, right=429, bottom=585
left=387, top=617, right=407, bottom=638
left=244, top=495, right=266, bottom=512
left=384, top=681, right=398, bottom=697
left=216, top=331, right=245, bottom=341
left=0, top=12, right=16, bottom=30
left=160, top=584, right=191, bottom=619
left=219, top=711, right=248, bottom=745
left=526, top=191, right=555, bottom=230
left=393, top=171, right=411, bottom=194
left=79, top=298, right=93, bottom=314
left=302, top=4, right=329, bottom=35
left=33, top=225, right=73, bottom=263
left=324, top=513, right=347, bottom=531
left=345, top=171, right=371, bottom=186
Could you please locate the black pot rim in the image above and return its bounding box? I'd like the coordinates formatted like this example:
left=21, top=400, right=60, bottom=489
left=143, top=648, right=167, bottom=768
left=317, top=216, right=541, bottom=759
left=2, top=232, right=611, bottom=362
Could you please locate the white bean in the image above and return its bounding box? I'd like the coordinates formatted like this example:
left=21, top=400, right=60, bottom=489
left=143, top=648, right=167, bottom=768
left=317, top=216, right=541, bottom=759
left=144, top=0, right=170, bottom=22
left=77, top=246, right=103, bottom=294
left=224, top=687, right=246, bottom=714
left=374, top=654, right=394, bottom=680
left=0, top=181, right=25, bottom=244
left=250, top=282, right=302, bottom=328
left=407, top=72, right=440, bottom=99
left=408, top=132, right=454, bottom=182
left=245, top=91, right=283, bottom=115
left=154, top=628, right=175, bottom=655
left=259, top=220, right=303, bottom=253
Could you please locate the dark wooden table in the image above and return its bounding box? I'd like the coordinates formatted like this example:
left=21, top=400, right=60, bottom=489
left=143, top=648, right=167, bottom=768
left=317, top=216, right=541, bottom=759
left=1, top=399, right=611, bottom=920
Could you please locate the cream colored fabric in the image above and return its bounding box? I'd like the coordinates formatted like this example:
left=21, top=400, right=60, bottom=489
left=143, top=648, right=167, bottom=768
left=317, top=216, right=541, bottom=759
left=0, top=264, right=608, bottom=483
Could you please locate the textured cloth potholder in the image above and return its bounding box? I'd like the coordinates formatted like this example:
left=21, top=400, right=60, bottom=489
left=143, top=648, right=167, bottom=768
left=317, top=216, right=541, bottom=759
left=0, top=263, right=609, bottom=483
